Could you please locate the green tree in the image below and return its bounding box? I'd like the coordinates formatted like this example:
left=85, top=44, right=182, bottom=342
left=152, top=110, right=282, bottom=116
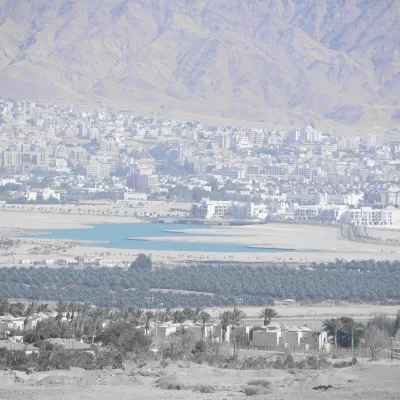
left=0, top=299, right=10, bottom=315
left=220, top=311, right=231, bottom=342
left=365, top=324, right=388, bottom=360
left=24, top=320, right=61, bottom=344
left=96, top=321, right=151, bottom=354
left=161, top=328, right=196, bottom=362
left=9, top=302, right=25, bottom=317
left=259, top=307, right=279, bottom=327
left=130, top=253, right=152, bottom=270
left=323, top=318, right=343, bottom=349
left=143, top=311, right=155, bottom=336
left=199, top=311, right=211, bottom=341
left=341, top=317, right=365, bottom=351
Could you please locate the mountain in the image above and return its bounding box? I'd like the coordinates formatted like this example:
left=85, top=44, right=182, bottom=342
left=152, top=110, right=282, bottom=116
left=0, top=0, right=399, bottom=132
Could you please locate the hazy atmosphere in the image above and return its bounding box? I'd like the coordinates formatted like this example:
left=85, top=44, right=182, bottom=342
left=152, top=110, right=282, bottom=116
left=0, top=1, right=400, bottom=399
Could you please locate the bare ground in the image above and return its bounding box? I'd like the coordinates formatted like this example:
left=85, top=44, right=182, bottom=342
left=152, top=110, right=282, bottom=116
left=0, top=361, right=400, bottom=400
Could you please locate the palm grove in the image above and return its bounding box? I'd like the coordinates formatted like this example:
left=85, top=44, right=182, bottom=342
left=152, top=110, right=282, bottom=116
left=0, top=259, right=400, bottom=307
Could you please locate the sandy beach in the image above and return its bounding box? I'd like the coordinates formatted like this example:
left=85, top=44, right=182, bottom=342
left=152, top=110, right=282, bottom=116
left=0, top=205, right=400, bottom=266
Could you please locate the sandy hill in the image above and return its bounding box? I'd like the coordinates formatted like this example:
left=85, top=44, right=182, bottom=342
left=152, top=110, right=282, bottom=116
left=0, top=0, right=399, bottom=132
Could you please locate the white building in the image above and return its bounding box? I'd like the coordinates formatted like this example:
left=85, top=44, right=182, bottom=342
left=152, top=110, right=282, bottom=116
left=325, top=193, right=364, bottom=206
left=252, top=325, right=328, bottom=351
left=342, top=207, right=400, bottom=227
left=192, top=200, right=267, bottom=220
left=367, top=133, right=382, bottom=148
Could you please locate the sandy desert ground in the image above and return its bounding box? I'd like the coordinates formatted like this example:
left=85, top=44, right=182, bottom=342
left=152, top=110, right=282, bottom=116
left=0, top=361, right=400, bottom=400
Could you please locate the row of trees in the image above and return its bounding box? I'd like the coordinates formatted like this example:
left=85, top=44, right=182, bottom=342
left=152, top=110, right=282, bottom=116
left=1, top=299, right=279, bottom=346
left=1, top=260, right=400, bottom=306
left=323, top=312, right=400, bottom=359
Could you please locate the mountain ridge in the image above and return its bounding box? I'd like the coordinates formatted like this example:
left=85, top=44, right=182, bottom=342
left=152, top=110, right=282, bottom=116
left=0, top=0, right=399, bottom=132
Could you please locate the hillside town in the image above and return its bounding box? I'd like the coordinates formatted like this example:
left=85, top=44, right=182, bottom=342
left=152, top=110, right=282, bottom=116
left=1, top=98, right=400, bottom=227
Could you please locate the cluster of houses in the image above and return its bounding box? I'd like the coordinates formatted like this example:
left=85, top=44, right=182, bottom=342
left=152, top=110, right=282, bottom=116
left=0, top=311, right=330, bottom=354
left=139, top=319, right=330, bottom=352
left=0, top=313, right=91, bottom=353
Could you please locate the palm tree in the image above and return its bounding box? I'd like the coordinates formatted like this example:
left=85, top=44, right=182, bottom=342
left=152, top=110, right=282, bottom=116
left=24, top=320, right=61, bottom=344
left=220, top=311, right=231, bottom=342
left=323, top=318, right=343, bottom=349
left=341, top=317, right=365, bottom=352
left=55, top=301, right=68, bottom=326
left=230, top=308, right=246, bottom=332
left=36, top=303, right=51, bottom=314
left=118, top=306, right=136, bottom=323
left=259, top=307, right=279, bottom=327
left=86, top=308, right=110, bottom=344
left=181, top=307, right=194, bottom=322
left=158, top=308, right=173, bottom=323
left=143, top=311, right=155, bottom=336
left=199, top=311, right=211, bottom=340
left=67, top=302, right=80, bottom=324
left=23, top=302, right=36, bottom=330
left=59, top=321, right=74, bottom=339
left=191, top=306, right=205, bottom=323
left=392, top=311, right=400, bottom=338
left=9, top=302, right=25, bottom=317
left=172, top=310, right=184, bottom=323
left=74, top=302, right=92, bottom=337
left=0, top=299, right=10, bottom=315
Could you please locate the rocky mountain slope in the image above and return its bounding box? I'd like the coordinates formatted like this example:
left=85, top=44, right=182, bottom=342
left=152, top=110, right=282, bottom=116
left=0, top=0, right=399, bottom=130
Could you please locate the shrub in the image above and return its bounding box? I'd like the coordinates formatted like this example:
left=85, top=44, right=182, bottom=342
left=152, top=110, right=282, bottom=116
left=333, top=361, right=349, bottom=368
left=247, top=379, right=271, bottom=388
left=155, top=375, right=187, bottom=390
left=194, top=384, right=216, bottom=393
left=304, top=355, right=331, bottom=370
left=333, top=359, right=359, bottom=369
left=243, top=385, right=268, bottom=396
left=161, top=329, right=196, bottom=362
left=160, top=358, right=170, bottom=368
left=284, top=353, right=295, bottom=368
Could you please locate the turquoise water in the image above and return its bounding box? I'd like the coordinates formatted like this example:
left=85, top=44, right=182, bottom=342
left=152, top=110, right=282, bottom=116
left=34, top=223, right=296, bottom=253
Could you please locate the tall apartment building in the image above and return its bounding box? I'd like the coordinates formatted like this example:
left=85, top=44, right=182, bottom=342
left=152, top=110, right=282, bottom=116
left=367, top=133, right=382, bottom=148
left=127, top=172, right=159, bottom=193
left=3, top=151, right=21, bottom=171
left=35, top=150, right=48, bottom=170
left=338, top=136, right=361, bottom=151
left=249, top=130, right=264, bottom=146
left=216, top=134, right=231, bottom=149
left=86, top=160, right=115, bottom=179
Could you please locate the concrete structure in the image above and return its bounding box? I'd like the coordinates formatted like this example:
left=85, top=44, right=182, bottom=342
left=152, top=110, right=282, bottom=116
left=342, top=207, right=400, bottom=227
left=0, top=314, right=25, bottom=333
left=86, top=160, right=115, bottom=179
left=252, top=328, right=282, bottom=348
left=127, top=172, right=159, bottom=193
left=252, top=325, right=328, bottom=351
left=192, top=200, right=267, bottom=220
left=0, top=340, right=39, bottom=354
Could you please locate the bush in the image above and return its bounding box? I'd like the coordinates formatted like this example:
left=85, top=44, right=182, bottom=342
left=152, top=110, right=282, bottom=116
left=333, top=358, right=358, bottom=369
left=247, top=379, right=271, bottom=388
left=194, top=384, right=215, bottom=393
left=161, top=329, right=196, bottom=362
left=304, top=355, right=331, bottom=370
left=243, top=385, right=268, bottom=396
left=155, top=375, right=187, bottom=390
left=284, top=353, right=295, bottom=368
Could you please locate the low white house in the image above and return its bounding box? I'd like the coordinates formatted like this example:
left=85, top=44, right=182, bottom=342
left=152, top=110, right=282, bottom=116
left=0, top=314, right=25, bottom=333
left=252, top=325, right=329, bottom=351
